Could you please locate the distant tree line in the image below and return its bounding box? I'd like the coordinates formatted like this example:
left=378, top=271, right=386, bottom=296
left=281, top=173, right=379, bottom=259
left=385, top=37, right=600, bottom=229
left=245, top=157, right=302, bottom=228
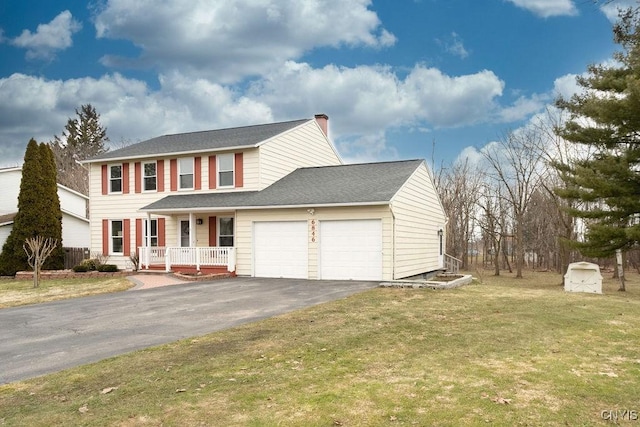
left=436, top=7, right=640, bottom=291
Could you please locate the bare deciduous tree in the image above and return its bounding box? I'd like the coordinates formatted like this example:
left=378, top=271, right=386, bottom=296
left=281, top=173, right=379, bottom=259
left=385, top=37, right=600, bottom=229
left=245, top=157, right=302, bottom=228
left=23, top=236, right=58, bottom=288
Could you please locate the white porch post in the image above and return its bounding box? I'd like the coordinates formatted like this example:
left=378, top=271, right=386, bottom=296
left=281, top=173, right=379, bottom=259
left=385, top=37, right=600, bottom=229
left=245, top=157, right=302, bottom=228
left=145, top=212, right=151, bottom=270
left=189, top=213, right=200, bottom=271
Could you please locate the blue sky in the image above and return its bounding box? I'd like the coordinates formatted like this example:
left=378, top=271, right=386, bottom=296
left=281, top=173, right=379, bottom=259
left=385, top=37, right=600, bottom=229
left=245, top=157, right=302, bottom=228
left=0, top=0, right=634, bottom=168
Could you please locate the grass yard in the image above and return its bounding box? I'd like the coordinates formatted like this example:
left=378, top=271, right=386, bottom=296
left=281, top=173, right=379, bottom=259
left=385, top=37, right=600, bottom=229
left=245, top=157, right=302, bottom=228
left=1, top=270, right=640, bottom=426
left=0, top=277, right=134, bottom=308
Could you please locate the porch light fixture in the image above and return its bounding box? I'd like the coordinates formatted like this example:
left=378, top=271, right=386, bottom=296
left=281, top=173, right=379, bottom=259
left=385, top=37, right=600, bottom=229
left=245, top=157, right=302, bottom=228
left=196, top=218, right=203, bottom=225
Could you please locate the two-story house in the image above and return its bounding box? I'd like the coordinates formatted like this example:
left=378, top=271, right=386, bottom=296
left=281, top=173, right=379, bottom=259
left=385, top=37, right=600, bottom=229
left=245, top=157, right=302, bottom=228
left=83, top=114, right=447, bottom=281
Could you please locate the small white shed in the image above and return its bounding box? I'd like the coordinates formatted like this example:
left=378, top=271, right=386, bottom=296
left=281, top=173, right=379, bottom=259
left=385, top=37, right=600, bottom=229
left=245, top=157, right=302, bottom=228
left=564, top=262, right=603, bottom=294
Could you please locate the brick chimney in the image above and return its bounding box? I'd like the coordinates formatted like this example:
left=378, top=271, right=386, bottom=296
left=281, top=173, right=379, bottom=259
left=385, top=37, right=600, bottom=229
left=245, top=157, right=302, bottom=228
left=314, top=113, right=329, bottom=137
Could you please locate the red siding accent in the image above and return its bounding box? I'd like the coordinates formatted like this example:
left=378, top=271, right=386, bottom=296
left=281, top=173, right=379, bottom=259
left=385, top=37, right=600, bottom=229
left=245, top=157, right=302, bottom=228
left=158, top=218, right=166, bottom=247
left=209, top=216, right=217, bottom=246
left=208, top=155, right=216, bottom=189
left=157, top=160, right=165, bottom=192
left=122, top=163, right=130, bottom=194
left=134, top=162, right=141, bottom=193
left=136, top=218, right=142, bottom=248
left=170, top=159, right=177, bottom=191
left=101, top=165, right=108, bottom=195
left=235, top=153, right=243, bottom=188
left=194, top=156, right=202, bottom=190
left=123, top=219, right=131, bottom=256
left=102, top=219, right=109, bottom=254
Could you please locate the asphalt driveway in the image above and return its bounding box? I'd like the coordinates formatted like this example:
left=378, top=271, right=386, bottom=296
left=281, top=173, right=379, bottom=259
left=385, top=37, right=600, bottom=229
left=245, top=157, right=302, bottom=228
left=0, top=277, right=378, bottom=384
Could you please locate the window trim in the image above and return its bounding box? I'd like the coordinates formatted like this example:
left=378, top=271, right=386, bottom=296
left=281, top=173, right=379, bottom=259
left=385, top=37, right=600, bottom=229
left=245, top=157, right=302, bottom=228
left=178, top=157, right=194, bottom=190
left=109, top=164, right=123, bottom=194
left=111, top=220, right=124, bottom=255
left=217, top=153, right=235, bottom=188
left=142, top=161, right=157, bottom=192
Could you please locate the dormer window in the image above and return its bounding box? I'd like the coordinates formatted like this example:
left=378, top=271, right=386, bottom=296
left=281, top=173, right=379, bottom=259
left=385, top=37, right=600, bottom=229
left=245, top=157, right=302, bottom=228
left=109, top=164, right=122, bottom=193
left=218, top=154, right=234, bottom=187
left=179, top=157, right=194, bottom=189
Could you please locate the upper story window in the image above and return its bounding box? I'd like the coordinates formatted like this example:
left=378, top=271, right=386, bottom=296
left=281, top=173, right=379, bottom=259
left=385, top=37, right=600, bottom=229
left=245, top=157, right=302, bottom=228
left=179, top=157, right=194, bottom=189
left=109, top=165, right=122, bottom=193
left=218, top=154, right=234, bottom=187
left=143, top=161, right=157, bottom=191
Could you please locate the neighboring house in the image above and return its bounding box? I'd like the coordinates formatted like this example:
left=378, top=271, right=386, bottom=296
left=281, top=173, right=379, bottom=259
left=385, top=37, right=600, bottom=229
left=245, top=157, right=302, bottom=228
left=0, top=167, right=90, bottom=249
left=83, top=115, right=447, bottom=281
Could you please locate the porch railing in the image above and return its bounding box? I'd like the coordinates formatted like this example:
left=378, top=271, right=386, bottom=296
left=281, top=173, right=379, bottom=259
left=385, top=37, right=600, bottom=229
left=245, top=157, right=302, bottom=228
left=444, top=253, right=461, bottom=274
left=138, top=246, right=236, bottom=273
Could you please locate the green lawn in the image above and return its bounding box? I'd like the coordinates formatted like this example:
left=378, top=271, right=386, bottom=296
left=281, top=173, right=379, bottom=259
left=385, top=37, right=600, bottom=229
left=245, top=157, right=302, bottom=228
left=1, top=271, right=639, bottom=426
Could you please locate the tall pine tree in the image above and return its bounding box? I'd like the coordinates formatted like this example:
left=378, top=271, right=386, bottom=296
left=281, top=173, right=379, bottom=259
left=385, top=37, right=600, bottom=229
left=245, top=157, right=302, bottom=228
left=554, top=7, right=640, bottom=258
left=50, top=104, right=109, bottom=194
left=0, top=140, right=64, bottom=275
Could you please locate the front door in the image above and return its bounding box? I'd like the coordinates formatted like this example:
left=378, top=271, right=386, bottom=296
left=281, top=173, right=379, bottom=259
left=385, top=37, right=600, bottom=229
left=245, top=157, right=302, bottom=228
left=180, top=220, right=190, bottom=247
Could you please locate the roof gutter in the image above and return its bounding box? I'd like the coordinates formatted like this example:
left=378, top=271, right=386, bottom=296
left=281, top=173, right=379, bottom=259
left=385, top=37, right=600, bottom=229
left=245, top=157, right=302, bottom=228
left=139, top=201, right=390, bottom=214
left=81, top=144, right=259, bottom=164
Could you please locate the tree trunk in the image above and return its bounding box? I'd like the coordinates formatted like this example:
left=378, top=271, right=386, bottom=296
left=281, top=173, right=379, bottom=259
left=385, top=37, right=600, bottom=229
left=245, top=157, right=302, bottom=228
left=616, top=249, right=626, bottom=292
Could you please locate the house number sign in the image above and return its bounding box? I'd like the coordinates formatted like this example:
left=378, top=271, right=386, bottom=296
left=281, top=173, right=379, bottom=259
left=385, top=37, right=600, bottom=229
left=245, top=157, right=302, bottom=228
left=310, top=219, right=316, bottom=242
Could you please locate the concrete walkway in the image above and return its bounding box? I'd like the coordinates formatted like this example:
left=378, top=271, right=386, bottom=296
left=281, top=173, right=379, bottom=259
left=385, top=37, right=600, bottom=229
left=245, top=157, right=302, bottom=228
left=127, top=273, right=189, bottom=290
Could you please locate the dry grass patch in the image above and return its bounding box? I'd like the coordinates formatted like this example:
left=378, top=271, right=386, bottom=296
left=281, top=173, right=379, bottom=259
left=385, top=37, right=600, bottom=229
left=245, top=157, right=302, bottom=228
left=1, top=270, right=640, bottom=425
left=0, top=277, right=134, bottom=308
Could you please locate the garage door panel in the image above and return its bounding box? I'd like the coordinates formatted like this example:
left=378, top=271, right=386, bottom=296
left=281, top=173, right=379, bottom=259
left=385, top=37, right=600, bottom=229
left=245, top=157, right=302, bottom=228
left=254, top=221, right=308, bottom=279
left=320, top=219, right=382, bottom=281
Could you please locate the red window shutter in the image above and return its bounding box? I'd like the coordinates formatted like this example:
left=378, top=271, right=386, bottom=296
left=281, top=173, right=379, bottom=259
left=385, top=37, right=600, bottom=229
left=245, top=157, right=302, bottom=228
left=134, top=162, right=141, bottom=193
left=102, top=219, right=109, bottom=254
left=123, top=163, right=130, bottom=194
left=157, top=159, right=165, bottom=192
left=208, top=216, right=217, bottom=246
left=101, top=164, right=108, bottom=195
left=208, top=155, right=216, bottom=189
left=123, top=219, right=131, bottom=256
left=158, top=218, right=166, bottom=247
left=170, top=159, right=177, bottom=191
left=235, top=153, right=243, bottom=188
left=136, top=218, right=142, bottom=248
left=194, top=156, right=202, bottom=190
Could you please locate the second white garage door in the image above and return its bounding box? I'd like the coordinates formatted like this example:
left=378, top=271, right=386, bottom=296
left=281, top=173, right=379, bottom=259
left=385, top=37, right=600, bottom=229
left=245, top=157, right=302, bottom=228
left=320, top=219, right=383, bottom=280
left=254, top=221, right=308, bottom=278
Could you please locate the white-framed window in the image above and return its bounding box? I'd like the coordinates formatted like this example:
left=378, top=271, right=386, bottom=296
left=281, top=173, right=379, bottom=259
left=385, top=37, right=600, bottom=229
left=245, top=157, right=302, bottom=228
left=111, top=220, right=124, bottom=254
left=143, top=161, right=157, bottom=191
left=218, top=154, right=234, bottom=187
left=179, top=157, right=194, bottom=189
left=109, top=164, right=122, bottom=193
left=219, top=217, right=234, bottom=246
left=144, top=219, right=158, bottom=246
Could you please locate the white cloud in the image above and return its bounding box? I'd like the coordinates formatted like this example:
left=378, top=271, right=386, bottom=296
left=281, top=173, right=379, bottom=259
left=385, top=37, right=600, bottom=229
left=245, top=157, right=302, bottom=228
left=498, top=92, right=549, bottom=122
left=438, top=32, right=469, bottom=59
left=10, top=11, right=82, bottom=60
left=504, top=0, right=578, bottom=18
left=93, top=0, right=395, bottom=83
left=600, top=0, right=638, bottom=22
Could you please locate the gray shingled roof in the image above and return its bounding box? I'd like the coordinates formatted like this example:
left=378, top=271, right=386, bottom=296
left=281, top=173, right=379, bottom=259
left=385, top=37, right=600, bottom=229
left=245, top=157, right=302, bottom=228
left=140, top=159, right=424, bottom=212
left=86, top=118, right=310, bottom=162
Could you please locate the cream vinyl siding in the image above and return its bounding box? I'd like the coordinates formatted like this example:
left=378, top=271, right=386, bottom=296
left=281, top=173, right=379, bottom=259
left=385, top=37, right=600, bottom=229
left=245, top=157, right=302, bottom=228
left=61, top=214, right=90, bottom=248
left=0, top=168, right=21, bottom=214
left=258, top=120, right=341, bottom=188
left=390, top=162, right=447, bottom=279
left=235, top=205, right=393, bottom=280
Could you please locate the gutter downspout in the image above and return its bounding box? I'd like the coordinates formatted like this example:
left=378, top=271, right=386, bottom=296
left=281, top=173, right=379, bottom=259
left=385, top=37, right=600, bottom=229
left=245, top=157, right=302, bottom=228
left=390, top=203, right=396, bottom=281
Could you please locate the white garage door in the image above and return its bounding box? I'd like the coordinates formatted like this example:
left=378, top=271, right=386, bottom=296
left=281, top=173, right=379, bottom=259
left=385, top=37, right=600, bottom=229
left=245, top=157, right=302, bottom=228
left=254, top=221, right=308, bottom=278
left=320, top=219, right=383, bottom=280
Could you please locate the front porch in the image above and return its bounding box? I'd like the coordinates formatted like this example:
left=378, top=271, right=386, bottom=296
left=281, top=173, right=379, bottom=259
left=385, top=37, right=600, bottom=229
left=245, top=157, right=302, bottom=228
left=138, top=246, right=236, bottom=275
